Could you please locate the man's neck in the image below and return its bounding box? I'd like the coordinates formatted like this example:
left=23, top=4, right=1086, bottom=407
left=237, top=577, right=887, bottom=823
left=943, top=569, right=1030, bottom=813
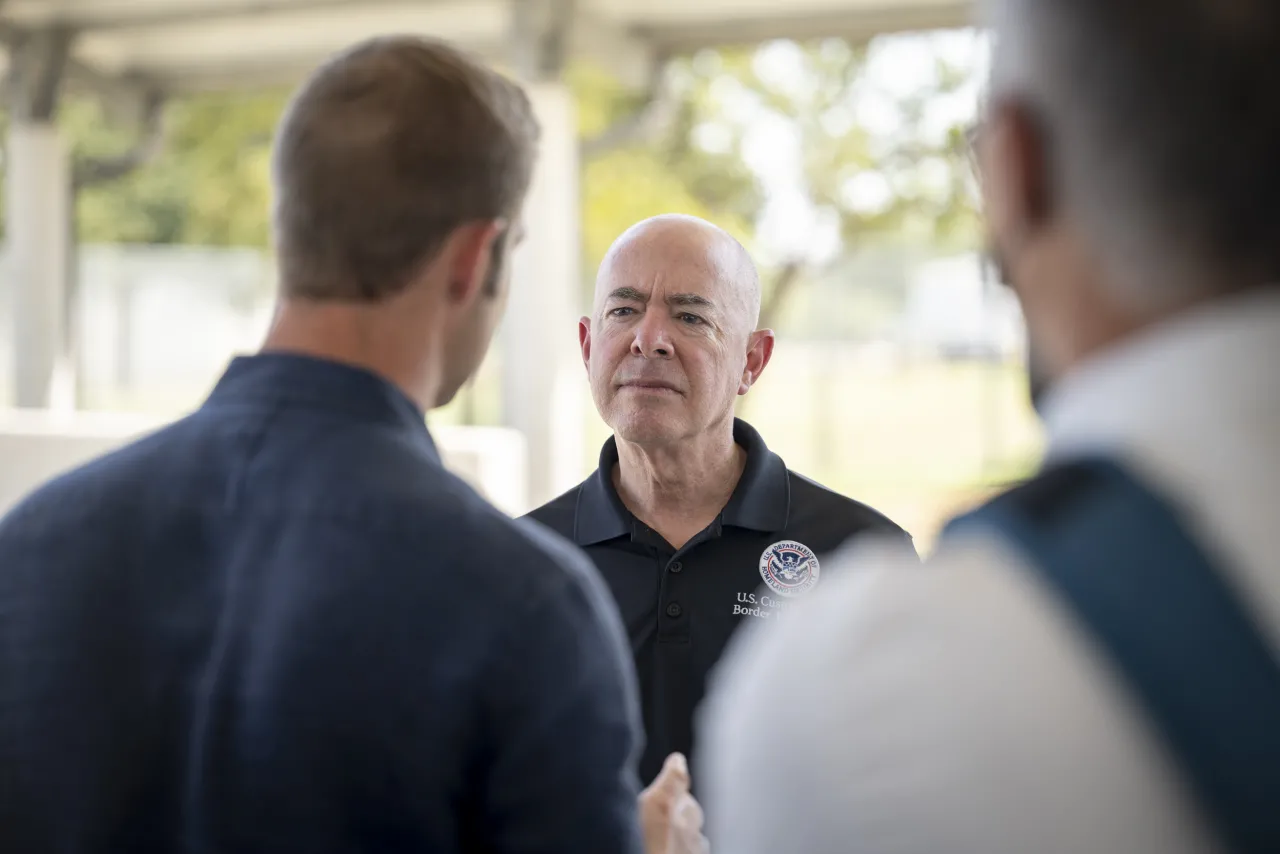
left=613, top=422, right=746, bottom=549
left=261, top=298, right=442, bottom=412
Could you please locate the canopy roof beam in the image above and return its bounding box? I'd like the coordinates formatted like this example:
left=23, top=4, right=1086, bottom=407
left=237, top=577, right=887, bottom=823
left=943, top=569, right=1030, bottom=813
left=0, top=0, right=972, bottom=96
left=7, top=23, right=72, bottom=120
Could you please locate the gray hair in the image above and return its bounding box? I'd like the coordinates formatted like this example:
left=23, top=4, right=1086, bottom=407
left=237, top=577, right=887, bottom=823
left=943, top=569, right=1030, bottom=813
left=985, top=0, right=1280, bottom=308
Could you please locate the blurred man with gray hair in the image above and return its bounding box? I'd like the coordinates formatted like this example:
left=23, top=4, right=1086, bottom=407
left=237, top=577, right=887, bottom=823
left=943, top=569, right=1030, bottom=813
left=698, top=1, right=1280, bottom=852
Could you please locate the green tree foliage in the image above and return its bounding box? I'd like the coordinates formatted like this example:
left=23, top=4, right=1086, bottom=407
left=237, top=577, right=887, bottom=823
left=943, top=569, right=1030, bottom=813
left=573, top=35, right=981, bottom=326
left=570, top=61, right=761, bottom=279
left=690, top=37, right=980, bottom=255
left=0, top=33, right=980, bottom=277
left=0, top=91, right=283, bottom=244
left=68, top=91, right=285, bottom=247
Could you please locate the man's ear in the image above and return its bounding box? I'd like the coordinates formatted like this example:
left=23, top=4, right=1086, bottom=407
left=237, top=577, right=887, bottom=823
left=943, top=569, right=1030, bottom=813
left=444, top=219, right=506, bottom=305
left=578, top=316, right=592, bottom=370
left=738, top=329, right=776, bottom=395
left=980, top=100, right=1054, bottom=258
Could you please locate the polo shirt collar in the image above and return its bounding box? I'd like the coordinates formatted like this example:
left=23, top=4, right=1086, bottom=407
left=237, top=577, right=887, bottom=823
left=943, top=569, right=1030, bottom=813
left=574, top=439, right=632, bottom=545
left=722, top=419, right=791, bottom=531
left=573, top=417, right=790, bottom=546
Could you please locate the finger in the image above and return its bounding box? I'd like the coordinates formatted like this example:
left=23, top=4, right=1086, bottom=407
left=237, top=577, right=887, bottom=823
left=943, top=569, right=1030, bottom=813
left=673, top=792, right=704, bottom=831
left=653, top=752, right=691, bottom=794
left=667, top=821, right=710, bottom=854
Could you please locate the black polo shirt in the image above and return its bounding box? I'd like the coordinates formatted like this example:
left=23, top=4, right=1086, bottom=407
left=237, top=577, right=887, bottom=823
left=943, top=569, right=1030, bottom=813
left=525, top=418, right=913, bottom=785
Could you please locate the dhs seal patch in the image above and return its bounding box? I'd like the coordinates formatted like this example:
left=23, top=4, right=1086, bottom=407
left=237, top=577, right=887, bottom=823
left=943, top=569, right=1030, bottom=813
left=758, top=540, right=820, bottom=597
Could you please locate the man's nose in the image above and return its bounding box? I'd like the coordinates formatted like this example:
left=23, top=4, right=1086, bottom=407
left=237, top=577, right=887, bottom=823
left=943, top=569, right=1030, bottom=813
left=631, top=314, right=674, bottom=358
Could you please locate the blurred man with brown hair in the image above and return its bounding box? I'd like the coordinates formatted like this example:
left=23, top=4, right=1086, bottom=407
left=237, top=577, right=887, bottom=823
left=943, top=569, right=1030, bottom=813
left=0, top=36, right=694, bottom=854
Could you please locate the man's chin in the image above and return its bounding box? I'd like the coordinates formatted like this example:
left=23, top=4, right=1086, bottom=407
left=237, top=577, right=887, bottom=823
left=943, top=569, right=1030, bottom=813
left=610, top=410, right=684, bottom=446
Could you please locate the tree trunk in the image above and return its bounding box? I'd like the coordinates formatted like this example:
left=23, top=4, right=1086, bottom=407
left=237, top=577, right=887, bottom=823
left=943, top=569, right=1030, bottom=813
left=758, top=259, right=804, bottom=330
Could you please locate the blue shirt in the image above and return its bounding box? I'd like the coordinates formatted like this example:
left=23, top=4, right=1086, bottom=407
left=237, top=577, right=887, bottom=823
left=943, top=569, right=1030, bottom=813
left=0, top=353, right=644, bottom=854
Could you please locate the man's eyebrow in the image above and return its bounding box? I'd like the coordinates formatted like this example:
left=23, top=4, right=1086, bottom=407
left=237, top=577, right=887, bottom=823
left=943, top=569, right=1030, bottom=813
left=667, top=293, right=714, bottom=309
left=604, top=287, right=716, bottom=310
left=606, top=286, right=648, bottom=303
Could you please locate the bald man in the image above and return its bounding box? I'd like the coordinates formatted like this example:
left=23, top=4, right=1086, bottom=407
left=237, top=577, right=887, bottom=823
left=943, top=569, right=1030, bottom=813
left=525, top=214, right=914, bottom=788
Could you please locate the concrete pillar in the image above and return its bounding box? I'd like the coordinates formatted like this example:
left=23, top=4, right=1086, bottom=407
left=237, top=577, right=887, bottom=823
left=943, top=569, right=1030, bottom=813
left=502, top=82, right=585, bottom=510
left=6, top=29, right=73, bottom=410
left=7, top=126, right=71, bottom=409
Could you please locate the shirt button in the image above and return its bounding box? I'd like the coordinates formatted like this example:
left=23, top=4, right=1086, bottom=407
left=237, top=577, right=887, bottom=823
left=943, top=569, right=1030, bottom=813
left=669, top=561, right=683, bottom=573
left=666, top=602, right=683, bottom=618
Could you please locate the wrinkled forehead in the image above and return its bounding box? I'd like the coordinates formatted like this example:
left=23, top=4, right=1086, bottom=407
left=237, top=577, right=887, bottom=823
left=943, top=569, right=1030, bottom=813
left=594, top=228, right=752, bottom=308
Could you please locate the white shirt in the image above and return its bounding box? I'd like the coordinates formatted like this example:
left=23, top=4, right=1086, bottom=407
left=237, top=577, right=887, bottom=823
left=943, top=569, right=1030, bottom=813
left=697, top=289, right=1280, bottom=854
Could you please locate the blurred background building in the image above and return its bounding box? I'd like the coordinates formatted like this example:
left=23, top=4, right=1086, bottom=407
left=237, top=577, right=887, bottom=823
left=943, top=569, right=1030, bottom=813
left=0, top=0, right=1041, bottom=550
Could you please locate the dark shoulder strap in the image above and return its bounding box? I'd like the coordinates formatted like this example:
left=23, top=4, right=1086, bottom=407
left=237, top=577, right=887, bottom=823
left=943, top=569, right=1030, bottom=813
left=946, top=458, right=1280, bottom=853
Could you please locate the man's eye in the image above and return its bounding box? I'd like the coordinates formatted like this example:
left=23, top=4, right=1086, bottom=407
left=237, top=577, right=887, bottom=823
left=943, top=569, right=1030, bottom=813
left=679, top=313, right=703, bottom=325
left=608, top=307, right=635, bottom=317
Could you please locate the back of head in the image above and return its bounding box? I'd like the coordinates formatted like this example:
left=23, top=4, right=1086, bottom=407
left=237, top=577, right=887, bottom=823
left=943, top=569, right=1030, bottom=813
left=987, top=0, right=1280, bottom=305
left=271, top=35, right=539, bottom=301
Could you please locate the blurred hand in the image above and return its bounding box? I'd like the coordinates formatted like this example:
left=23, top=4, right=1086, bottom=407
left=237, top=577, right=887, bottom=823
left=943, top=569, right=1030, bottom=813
left=639, top=753, right=710, bottom=854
